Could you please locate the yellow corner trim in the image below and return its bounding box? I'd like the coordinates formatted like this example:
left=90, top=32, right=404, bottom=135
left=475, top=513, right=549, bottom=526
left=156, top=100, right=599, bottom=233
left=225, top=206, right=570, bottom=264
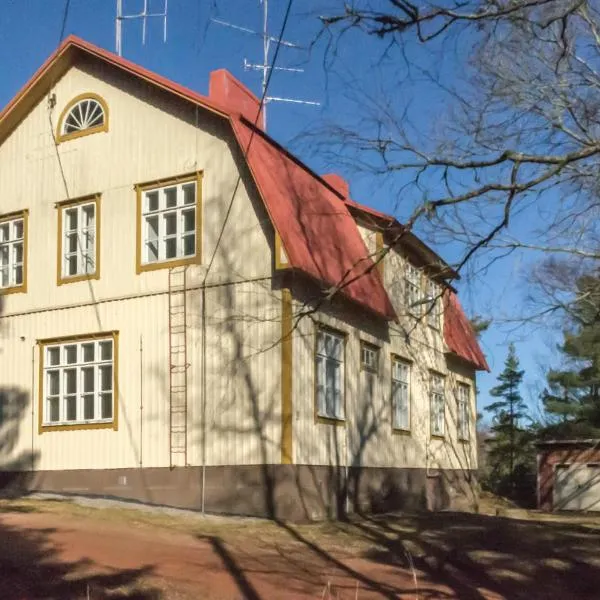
left=281, top=288, right=293, bottom=464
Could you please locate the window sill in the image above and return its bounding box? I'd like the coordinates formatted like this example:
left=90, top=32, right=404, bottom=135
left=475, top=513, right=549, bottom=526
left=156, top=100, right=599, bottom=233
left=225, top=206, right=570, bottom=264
left=430, top=434, right=445, bottom=441
left=316, top=415, right=345, bottom=426
left=0, top=284, right=27, bottom=295
left=392, top=428, right=411, bottom=436
left=458, top=437, right=471, bottom=444
left=39, top=421, right=116, bottom=433
left=56, top=124, right=108, bottom=144
left=137, top=254, right=199, bottom=274
left=57, top=272, right=99, bottom=286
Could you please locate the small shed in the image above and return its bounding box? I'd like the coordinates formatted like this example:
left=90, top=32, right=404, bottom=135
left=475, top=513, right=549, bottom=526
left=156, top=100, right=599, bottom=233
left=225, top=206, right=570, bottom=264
left=537, top=439, right=600, bottom=512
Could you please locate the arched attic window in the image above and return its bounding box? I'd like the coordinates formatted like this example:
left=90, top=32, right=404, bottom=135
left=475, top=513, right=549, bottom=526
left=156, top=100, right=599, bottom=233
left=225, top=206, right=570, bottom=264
left=57, top=94, right=109, bottom=142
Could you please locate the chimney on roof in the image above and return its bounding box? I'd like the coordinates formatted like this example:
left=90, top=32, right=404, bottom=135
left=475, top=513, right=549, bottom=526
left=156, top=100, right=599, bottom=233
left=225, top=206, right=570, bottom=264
left=322, top=174, right=350, bottom=199
left=209, top=69, right=265, bottom=130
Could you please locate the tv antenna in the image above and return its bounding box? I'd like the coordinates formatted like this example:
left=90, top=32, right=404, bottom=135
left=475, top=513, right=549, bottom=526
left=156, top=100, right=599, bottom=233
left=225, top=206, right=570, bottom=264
left=212, top=0, right=319, bottom=129
left=115, top=0, right=168, bottom=57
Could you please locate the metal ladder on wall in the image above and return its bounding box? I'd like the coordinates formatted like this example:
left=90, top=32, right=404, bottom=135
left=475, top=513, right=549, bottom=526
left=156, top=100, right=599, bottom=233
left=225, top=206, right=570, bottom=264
left=168, top=266, right=189, bottom=468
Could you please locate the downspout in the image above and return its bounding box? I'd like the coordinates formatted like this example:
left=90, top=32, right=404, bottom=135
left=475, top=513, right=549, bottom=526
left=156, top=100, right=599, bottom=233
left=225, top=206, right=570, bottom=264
left=201, top=285, right=207, bottom=514
left=139, top=335, right=143, bottom=469
left=31, top=342, right=35, bottom=473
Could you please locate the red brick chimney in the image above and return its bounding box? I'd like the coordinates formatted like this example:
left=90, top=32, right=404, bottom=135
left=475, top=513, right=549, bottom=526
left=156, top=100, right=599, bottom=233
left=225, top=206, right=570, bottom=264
left=322, top=174, right=350, bottom=199
left=209, top=69, right=264, bottom=130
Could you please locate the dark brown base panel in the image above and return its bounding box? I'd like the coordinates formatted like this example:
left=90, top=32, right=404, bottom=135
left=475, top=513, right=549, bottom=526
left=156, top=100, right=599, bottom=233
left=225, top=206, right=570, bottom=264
left=0, top=465, right=479, bottom=521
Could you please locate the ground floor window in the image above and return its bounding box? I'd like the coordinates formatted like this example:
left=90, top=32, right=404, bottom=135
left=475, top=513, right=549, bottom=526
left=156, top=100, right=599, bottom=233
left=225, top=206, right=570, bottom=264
left=392, top=357, right=411, bottom=431
left=430, top=372, right=445, bottom=437
left=39, top=332, right=118, bottom=431
left=315, top=327, right=345, bottom=421
left=457, top=383, right=470, bottom=440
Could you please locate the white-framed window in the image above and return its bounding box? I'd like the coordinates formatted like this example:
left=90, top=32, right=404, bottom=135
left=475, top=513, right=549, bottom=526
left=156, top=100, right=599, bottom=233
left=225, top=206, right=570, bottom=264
left=58, top=95, right=108, bottom=142
left=0, top=213, right=25, bottom=290
left=392, top=357, right=410, bottom=431
left=457, top=383, right=470, bottom=440
left=427, top=279, right=441, bottom=328
left=59, top=199, right=97, bottom=280
left=430, top=372, right=445, bottom=437
left=360, top=341, right=379, bottom=373
left=405, top=262, right=422, bottom=314
left=316, top=328, right=345, bottom=420
left=140, top=179, right=198, bottom=266
left=63, top=98, right=105, bottom=135
left=41, top=336, right=116, bottom=428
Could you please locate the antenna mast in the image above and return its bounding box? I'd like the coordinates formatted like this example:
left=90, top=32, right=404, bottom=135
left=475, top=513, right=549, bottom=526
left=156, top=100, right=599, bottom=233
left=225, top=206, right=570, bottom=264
left=213, top=0, right=319, bottom=129
left=116, top=0, right=168, bottom=57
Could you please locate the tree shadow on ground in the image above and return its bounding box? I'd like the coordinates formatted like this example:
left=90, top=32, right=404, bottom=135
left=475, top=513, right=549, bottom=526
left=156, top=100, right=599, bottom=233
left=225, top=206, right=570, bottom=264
left=350, top=511, right=600, bottom=600
left=0, top=517, right=162, bottom=599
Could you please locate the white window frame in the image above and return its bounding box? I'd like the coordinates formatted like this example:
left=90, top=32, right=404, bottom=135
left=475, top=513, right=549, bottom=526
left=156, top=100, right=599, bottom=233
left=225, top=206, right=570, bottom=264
left=59, top=198, right=98, bottom=281
left=139, top=176, right=199, bottom=269
left=315, top=328, right=345, bottom=421
left=57, top=94, right=108, bottom=143
left=0, top=213, right=26, bottom=292
left=457, top=383, right=470, bottom=441
left=360, top=341, right=379, bottom=373
left=405, top=262, right=422, bottom=315
left=430, top=372, right=446, bottom=437
left=41, top=335, right=117, bottom=430
left=392, top=357, right=411, bottom=431
left=427, top=279, right=441, bottom=328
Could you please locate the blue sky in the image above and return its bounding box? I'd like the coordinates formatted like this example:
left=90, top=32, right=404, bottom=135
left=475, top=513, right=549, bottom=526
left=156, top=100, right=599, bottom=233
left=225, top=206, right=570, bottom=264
left=0, top=0, right=558, bottom=417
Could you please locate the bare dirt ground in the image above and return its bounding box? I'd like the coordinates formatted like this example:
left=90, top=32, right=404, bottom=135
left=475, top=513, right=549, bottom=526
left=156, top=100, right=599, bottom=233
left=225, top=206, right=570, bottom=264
left=0, top=496, right=599, bottom=599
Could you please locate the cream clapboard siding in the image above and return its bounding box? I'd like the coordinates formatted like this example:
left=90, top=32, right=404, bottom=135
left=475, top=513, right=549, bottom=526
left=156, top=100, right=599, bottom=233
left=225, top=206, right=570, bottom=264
left=291, top=242, right=477, bottom=471
left=0, top=61, right=282, bottom=470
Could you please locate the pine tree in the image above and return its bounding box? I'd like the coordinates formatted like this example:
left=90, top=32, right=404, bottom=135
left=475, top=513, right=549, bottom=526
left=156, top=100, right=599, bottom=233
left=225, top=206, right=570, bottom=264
left=541, top=272, right=600, bottom=438
left=485, top=343, right=529, bottom=497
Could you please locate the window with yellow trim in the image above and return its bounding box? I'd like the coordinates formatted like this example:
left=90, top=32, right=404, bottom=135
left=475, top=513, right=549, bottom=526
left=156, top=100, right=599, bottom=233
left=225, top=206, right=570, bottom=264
left=0, top=211, right=27, bottom=293
left=41, top=335, right=116, bottom=429
left=58, top=95, right=108, bottom=142
left=58, top=196, right=99, bottom=283
left=316, top=328, right=345, bottom=421
left=137, top=174, right=201, bottom=272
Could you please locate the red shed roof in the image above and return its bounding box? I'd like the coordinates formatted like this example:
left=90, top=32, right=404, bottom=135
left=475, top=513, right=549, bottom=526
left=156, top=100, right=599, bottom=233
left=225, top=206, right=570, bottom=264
left=0, top=36, right=488, bottom=366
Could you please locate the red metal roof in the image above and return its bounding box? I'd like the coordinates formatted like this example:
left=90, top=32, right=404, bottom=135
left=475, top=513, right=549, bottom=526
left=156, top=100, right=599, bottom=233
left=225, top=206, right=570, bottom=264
left=232, top=118, right=396, bottom=320
left=443, top=291, right=489, bottom=371
left=1, top=36, right=489, bottom=366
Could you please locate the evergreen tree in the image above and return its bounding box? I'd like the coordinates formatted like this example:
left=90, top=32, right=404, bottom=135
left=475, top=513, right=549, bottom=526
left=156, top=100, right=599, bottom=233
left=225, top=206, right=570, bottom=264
left=485, top=343, right=529, bottom=498
left=541, top=273, right=600, bottom=439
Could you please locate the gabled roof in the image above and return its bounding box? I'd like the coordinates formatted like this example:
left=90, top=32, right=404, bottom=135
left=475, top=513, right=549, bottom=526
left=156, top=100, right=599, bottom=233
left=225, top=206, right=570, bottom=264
left=1, top=35, right=488, bottom=368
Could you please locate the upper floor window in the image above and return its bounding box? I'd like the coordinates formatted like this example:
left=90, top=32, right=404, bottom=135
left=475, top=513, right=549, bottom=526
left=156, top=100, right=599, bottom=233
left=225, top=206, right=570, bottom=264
left=57, top=94, right=109, bottom=143
left=360, top=341, right=379, bottom=373
left=315, top=327, right=345, bottom=422
left=427, top=280, right=441, bottom=328
left=0, top=211, right=27, bottom=294
left=457, top=383, right=470, bottom=441
left=136, top=173, right=202, bottom=273
left=392, top=357, right=410, bottom=431
left=57, top=196, right=100, bottom=284
left=39, top=332, right=118, bottom=432
left=405, top=262, right=422, bottom=315
left=430, top=372, right=446, bottom=437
